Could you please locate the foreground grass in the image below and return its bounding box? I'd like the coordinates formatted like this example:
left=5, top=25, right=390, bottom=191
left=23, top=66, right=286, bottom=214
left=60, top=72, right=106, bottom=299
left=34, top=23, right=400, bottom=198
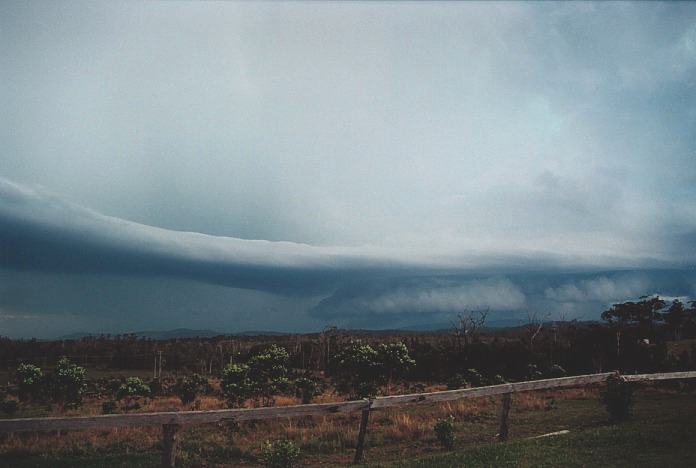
left=2, top=389, right=695, bottom=467
left=377, top=393, right=696, bottom=468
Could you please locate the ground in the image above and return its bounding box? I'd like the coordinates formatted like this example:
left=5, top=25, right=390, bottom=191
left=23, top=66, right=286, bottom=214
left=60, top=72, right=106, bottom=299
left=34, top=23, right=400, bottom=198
left=1, top=386, right=695, bottom=467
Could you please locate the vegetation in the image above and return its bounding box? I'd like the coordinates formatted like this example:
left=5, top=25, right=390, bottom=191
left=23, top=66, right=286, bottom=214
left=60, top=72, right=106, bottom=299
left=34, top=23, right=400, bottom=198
left=433, top=415, right=456, bottom=449
left=260, top=439, right=301, bottom=468
left=50, top=357, right=87, bottom=409
left=374, top=397, right=696, bottom=467
left=174, top=373, right=207, bottom=405
left=15, top=363, right=43, bottom=402
left=601, top=374, right=635, bottom=422
left=221, top=363, right=254, bottom=408
left=294, top=376, right=320, bottom=404
left=1, top=296, right=696, bottom=465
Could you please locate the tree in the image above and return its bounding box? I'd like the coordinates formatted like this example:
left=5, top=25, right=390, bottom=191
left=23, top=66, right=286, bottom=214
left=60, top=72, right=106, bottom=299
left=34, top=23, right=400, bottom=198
left=376, top=342, right=415, bottom=394
left=51, top=357, right=87, bottom=409
left=664, top=300, right=688, bottom=341
left=451, top=309, right=488, bottom=356
left=602, top=296, right=667, bottom=359
left=15, top=363, right=44, bottom=402
left=333, top=341, right=381, bottom=399
left=247, top=344, right=290, bottom=406
left=174, top=373, right=208, bottom=405
left=524, top=311, right=550, bottom=352
left=221, top=363, right=254, bottom=408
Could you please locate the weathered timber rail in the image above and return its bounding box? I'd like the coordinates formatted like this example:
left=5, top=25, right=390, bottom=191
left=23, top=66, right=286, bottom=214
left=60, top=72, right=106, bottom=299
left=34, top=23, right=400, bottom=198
left=1, top=370, right=694, bottom=466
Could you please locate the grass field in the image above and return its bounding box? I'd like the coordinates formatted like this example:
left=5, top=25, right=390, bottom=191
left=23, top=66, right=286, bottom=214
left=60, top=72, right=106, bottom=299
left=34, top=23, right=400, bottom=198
left=1, top=387, right=695, bottom=467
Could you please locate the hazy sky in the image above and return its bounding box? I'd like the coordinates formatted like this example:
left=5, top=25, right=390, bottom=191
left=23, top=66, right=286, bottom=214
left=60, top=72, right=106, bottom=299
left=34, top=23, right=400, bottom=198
left=1, top=1, right=696, bottom=337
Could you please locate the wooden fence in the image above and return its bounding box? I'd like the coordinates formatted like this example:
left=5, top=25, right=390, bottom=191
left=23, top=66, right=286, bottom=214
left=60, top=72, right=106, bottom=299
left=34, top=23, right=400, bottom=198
left=1, top=370, right=695, bottom=467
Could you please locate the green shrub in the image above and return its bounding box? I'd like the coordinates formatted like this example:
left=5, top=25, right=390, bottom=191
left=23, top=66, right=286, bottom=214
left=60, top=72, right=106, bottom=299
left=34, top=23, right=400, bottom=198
left=464, top=368, right=484, bottom=387
left=221, top=363, right=254, bottom=408
left=601, top=374, right=634, bottom=422
left=434, top=415, right=456, bottom=449
left=248, top=345, right=290, bottom=405
left=261, top=439, right=300, bottom=468
left=116, top=377, right=150, bottom=400
left=174, top=373, right=208, bottom=405
left=547, top=364, right=567, bottom=378
left=526, top=363, right=543, bottom=381
left=51, top=357, right=87, bottom=408
left=294, top=377, right=319, bottom=404
left=446, top=373, right=468, bottom=390
left=490, top=374, right=507, bottom=385
left=15, top=363, right=44, bottom=402
left=333, top=341, right=381, bottom=399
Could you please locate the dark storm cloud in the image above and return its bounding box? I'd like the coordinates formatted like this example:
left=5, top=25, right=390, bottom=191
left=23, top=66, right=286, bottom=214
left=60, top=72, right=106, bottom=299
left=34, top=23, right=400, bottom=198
left=1, top=2, right=696, bottom=336
left=0, top=178, right=421, bottom=295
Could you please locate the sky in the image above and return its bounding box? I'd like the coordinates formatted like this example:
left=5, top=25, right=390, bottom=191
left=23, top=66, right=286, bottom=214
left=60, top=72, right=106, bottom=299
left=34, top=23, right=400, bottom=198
left=1, top=1, right=696, bottom=338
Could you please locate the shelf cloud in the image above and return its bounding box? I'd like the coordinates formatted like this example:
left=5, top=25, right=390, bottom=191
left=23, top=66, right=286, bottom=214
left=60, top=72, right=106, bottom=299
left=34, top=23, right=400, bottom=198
left=1, top=2, right=696, bottom=336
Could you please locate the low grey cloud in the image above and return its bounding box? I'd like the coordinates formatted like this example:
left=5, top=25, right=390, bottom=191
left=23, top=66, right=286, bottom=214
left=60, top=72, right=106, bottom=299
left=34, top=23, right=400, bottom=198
left=311, top=277, right=526, bottom=325
left=544, top=275, right=652, bottom=303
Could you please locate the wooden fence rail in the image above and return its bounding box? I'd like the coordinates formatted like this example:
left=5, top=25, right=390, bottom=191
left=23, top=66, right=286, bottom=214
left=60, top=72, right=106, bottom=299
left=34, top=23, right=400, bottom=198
left=1, top=370, right=695, bottom=467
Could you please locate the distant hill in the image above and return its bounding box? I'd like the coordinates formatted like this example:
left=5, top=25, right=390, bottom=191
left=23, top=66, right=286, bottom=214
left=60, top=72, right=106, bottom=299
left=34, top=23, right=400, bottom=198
left=57, top=328, right=289, bottom=340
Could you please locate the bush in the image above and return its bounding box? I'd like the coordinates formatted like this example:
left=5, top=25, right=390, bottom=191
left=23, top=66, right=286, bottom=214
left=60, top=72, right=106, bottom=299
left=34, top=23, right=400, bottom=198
left=464, top=368, right=484, bottom=387
left=294, top=377, right=319, bottom=404
left=101, top=400, right=118, bottom=414
left=261, top=439, right=300, bottom=468
left=490, top=374, right=507, bottom=385
left=333, top=341, right=381, bottom=399
left=526, top=363, right=543, bottom=381
left=547, top=364, right=567, bottom=378
left=446, top=373, right=468, bottom=390
left=51, top=357, right=87, bottom=408
left=248, top=345, right=290, bottom=405
left=116, top=377, right=150, bottom=401
left=15, top=363, right=44, bottom=402
left=601, top=374, right=635, bottom=422
left=221, top=363, right=254, bottom=408
left=433, top=415, right=456, bottom=449
left=376, top=342, right=416, bottom=391
left=174, top=373, right=208, bottom=405
left=1, top=399, right=19, bottom=416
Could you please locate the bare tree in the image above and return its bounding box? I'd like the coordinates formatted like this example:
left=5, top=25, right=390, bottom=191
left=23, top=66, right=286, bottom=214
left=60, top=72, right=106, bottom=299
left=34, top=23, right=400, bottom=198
left=451, top=308, right=489, bottom=356
left=525, top=311, right=550, bottom=352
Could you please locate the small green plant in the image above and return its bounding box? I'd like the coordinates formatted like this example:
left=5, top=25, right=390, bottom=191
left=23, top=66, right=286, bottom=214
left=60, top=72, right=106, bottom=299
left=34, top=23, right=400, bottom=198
left=490, top=374, right=507, bottom=385
left=221, top=363, right=254, bottom=408
left=15, top=363, right=44, bottom=402
left=261, top=439, right=300, bottom=468
left=174, top=373, right=208, bottom=405
left=51, top=357, right=87, bottom=409
left=101, top=400, right=118, bottom=414
left=333, top=341, right=381, bottom=399
left=601, top=374, right=634, bottom=422
left=526, top=363, right=543, bottom=381
left=446, top=373, right=468, bottom=390
left=434, top=415, right=456, bottom=449
left=547, top=364, right=567, bottom=378
left=464, top=368, right=484, bottom=387
left=294, top=377, right=319, bottom=404
left=116, top=377, right=151, bottom=400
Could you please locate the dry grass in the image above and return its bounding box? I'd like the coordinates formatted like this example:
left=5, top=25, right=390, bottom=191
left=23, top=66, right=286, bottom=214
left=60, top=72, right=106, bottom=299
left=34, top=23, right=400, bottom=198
left=0, top=384, right=611, bottom=466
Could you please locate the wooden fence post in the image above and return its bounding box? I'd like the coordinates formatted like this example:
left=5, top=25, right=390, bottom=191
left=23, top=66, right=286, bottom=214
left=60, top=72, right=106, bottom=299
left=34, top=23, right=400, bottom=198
left=162, top=423, right=181, bottom=468
left=498, top=393, right=512, bottom=442
left=353, top=399, right=372, bottom=464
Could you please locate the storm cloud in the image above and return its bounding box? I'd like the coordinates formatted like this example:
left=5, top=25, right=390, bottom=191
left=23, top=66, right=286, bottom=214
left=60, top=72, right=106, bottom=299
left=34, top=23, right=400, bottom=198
left=1, top=2, right=696, bottom=336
